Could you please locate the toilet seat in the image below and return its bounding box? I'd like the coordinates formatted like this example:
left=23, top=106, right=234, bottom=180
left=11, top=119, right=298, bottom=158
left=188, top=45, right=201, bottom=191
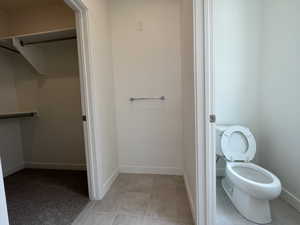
left=221, top=126, right=256, bottom=162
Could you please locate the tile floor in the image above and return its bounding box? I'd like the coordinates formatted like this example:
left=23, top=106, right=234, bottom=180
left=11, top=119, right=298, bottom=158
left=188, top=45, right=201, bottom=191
left=72, top=174, right=194, bottom=225
left=216, top=178, right=300, bottom=225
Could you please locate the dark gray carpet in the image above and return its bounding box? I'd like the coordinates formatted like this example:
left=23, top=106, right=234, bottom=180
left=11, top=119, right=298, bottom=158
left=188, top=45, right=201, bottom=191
left=4, top=169, right=89, bottom=225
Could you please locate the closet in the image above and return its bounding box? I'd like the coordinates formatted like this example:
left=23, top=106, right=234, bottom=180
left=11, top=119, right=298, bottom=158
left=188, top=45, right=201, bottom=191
left=0, top=1, right=89, bottom=225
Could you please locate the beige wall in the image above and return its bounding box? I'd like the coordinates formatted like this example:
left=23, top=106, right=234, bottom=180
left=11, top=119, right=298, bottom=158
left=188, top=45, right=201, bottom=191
left=111, top=0, right=183, bottom=175
left=0, top=2, right=75, bottom=39
left=0, top=10, right=9, bottom=37
left=0, top=50, right=24, bottom=177
left=13, top=40, right=85, bottom=169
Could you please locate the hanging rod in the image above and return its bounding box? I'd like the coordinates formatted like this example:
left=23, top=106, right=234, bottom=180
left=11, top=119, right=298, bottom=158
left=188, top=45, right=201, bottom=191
left=0, top=111, right=38, bottom=120
left=0, top=45, right=20, bottom=54
left=20, top=36, right=77, bottom=46
left=129, top=96, right=165, bottom=101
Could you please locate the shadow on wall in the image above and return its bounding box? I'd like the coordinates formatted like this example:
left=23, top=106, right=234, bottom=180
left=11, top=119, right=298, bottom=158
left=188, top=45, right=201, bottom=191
left=12, top=40, right=86, bottom=169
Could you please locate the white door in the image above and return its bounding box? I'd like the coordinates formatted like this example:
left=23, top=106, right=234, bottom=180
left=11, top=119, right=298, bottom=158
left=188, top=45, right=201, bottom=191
left=0, top=160, right=9, bottom=225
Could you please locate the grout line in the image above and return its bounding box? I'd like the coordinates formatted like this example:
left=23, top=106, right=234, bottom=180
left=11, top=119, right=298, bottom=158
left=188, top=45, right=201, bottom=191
left=110, top=212, right=117, bottom=225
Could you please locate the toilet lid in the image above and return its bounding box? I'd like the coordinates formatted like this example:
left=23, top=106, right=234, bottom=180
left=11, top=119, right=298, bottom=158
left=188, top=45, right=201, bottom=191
left=221, top=126, right=256, bottom=162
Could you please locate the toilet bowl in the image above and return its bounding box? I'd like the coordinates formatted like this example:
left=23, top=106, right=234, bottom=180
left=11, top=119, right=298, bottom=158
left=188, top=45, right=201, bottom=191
left=216, top=125, right=281, bottom=224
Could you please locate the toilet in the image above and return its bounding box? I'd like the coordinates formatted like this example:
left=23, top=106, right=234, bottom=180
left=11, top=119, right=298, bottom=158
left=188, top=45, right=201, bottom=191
left=216, top=125, right=281, bottom=224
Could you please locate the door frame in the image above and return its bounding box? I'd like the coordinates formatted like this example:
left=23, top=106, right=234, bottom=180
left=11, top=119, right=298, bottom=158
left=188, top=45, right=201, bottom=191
left=64, top=0, right=102, bottom=200
left=194, top=0, right=216, bottom=224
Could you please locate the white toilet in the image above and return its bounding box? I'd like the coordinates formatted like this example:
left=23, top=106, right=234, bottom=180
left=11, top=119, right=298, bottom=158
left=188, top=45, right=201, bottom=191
left=216, top=125, right=281, bottom=224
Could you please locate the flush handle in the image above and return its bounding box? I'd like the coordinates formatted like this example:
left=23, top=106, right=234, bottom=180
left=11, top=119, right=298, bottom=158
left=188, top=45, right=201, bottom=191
left=209, top=114, right=216, bottom=123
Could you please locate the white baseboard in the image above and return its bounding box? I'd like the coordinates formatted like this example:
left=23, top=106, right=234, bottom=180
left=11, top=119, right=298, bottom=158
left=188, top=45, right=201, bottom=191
left=24, top=162, right=87, bottom=171
left=216, top=167, right=225, bottom=177
left=119, top=165, right=183, bottom=175
left=4, top=163, right=25, bottom=177
left=102, top=168, right=119, bottom=198
left=184, top=173, right=196, bottom=223
left=281, top=188, right=300, bottom=212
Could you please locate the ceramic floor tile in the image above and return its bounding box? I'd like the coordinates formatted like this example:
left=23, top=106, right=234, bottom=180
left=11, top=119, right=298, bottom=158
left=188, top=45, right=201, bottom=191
left=118, top=191, right=151, bottom=216
left=72, top=174, right=194, bottom=225
left=126, top=175, right=154, bottom=193
left=153, top=175, right=183, bottom=190
left=113, top=174, right=155, bottom=194
left=142, top=217, right=183, bottom=225
left=72, top=202, right=97, bottom=225
left=176, top=198, right=194, bottom=223
left=92, top=191, right=120, bottom=213
left=146, top=198, right=179, bottom=220
left=112, top=214, right=143, bottom=225
left=151, top=187, right=177, bottom=202
left=272, top=213, right=300, bottom=225
left=83, top=213, right=116, bottom=225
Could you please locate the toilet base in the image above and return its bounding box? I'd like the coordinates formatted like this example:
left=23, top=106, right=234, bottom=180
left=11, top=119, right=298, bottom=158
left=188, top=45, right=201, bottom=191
left=222, top=177, right=272, bottom=224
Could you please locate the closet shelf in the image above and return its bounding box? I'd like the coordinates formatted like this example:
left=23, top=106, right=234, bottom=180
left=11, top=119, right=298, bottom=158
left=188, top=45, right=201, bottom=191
left=0, top=111, right=38, bottom=120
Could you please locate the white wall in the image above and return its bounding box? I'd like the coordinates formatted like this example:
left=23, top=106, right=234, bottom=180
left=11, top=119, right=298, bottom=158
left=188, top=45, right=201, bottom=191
left=0, top=50, right=24, bottom=177
left=259, top=0, right=300, bottom=209
left=13, top=40, right=86, bottom=170
left=214, top=0, right=263, bottom=174
left=181, top=0, right=196, bottom=217
left=82, top=0, right=118, bottom=197
left=111, top=0, right=183, bottom=175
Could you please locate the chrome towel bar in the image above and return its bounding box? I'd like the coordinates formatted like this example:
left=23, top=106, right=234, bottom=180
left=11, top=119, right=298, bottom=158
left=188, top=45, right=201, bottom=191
left=129, top=96, right=165, bottom=102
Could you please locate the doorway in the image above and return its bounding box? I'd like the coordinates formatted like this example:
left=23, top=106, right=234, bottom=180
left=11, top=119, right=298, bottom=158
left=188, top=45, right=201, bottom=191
left=205, top=0, right=300, bottom=225
left=0, top=0, right=98, bottom=224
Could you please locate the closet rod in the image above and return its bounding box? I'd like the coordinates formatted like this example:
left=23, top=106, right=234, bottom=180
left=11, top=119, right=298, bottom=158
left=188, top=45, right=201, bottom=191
left=0, top=112, right=37, bottom=120
left=0, top=45, right=20, bottom=54
left=20, top=36, right=77, bottom=46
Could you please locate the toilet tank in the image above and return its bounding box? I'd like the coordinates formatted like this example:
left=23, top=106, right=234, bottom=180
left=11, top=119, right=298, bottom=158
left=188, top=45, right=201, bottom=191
left=215, top=125, right=230, bottom=156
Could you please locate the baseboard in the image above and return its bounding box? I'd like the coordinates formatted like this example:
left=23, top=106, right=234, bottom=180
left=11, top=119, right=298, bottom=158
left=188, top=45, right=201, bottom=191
left=24, top=162, right=87, bottom=171
left=102, top=168, right=119, bottom=198
left=4, top=163, right=25, bottom=177
left=281, top=188, right=300, bottom=212
left=216, top=167, right=225, bottom=177
left=184, top=173, right=196, bottom=223
left=119, top=165, right=183, bottom=175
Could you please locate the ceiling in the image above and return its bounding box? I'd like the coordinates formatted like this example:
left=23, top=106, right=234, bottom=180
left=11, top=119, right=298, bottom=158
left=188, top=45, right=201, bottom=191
left=0, top=0, right=64, bottom=11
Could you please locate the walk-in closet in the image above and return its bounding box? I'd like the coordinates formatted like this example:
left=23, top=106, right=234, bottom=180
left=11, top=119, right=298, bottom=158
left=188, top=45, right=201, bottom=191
left=0, top=1, right=89, bottom=224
